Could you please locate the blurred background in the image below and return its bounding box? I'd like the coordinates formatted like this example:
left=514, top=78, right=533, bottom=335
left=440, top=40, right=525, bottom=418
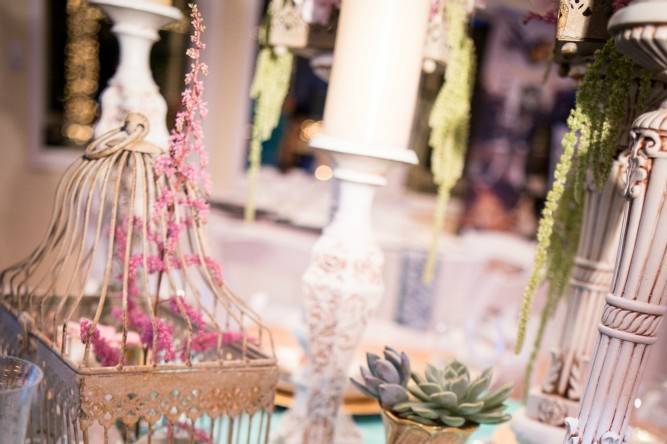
left=0, top=0, right=664, bottom=420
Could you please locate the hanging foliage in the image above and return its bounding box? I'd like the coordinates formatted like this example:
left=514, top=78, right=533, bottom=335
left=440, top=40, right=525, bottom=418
left=514, top=39, right=651, bottom=387
left=423, top=0, right=476, bottom=283
left=245, top=5, right=294, bottom=222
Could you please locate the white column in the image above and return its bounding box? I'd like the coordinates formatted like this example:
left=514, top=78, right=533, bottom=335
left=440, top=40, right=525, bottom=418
left=90, top=0, right=181, bottom=148
left=566, top=103, right=667, bottom=444
left=527, top=158, right=626, bottom=425
left=273, top=1, right=431, bottom=443
left=566, top=3, right=667, bottom=442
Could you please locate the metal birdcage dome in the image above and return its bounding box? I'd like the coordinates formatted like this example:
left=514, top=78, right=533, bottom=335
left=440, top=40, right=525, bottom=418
left=0, top=113, right=278, bottom=443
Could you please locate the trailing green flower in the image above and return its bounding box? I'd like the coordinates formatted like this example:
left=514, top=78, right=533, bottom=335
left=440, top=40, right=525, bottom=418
left=515, top=39, right=652, bottom=387
left=245, top=4, right=294, bottom=222
left=423, top=0, right=476, bottom=283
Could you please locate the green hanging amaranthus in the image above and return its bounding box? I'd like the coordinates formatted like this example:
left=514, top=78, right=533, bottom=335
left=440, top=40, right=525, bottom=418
left=245, top=4, right=294, bottom=222
left=423, top=0, right=476, bottom=283
left=515, top=39, right=651, bottom=388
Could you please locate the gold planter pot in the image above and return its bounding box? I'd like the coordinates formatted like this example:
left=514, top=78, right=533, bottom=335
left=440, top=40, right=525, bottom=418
left=382, top=411, right=478, bottom=444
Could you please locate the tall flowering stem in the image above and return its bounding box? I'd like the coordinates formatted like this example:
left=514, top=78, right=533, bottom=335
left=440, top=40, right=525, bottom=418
left=515, top=40, right=651, bottom=387
left=154, top=2, right=213, bottom=261
left=245, top=2, right=293, bottom=222
left=80, top=319, right=121, bottom=367
left=423, top=0, right=476, bottom=283
left=156, top=3, right=210, bottom=198
left=81, top=4, right=235, bottom=366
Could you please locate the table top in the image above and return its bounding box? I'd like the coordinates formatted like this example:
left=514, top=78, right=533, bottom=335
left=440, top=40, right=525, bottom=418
left=270, top=401, right=521, bottom=444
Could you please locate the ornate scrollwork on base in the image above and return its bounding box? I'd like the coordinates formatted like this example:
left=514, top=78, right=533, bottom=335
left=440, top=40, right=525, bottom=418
left=298, top=226, right=383, bottom=443
left=536, top=397, right=568, bottom=427
left=622, top=129, right=655, bottom=199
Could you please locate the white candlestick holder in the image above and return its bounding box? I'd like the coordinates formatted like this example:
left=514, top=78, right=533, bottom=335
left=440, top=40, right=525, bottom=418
left=90, top=0, right=182, bottom=148
left=272, top=1, right=431, bottom=442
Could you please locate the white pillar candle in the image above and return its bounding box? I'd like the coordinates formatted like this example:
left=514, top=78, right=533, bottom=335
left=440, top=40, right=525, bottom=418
left=319, top=0, right=431, bottom=154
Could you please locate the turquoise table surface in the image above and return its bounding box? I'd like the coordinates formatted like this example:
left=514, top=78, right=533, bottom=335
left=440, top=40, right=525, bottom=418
left=270, top=401, right=520, bottom=443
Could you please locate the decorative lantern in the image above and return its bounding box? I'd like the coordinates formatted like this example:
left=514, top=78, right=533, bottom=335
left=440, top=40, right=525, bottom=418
left=0, top=114, right=278, bottom=443
left=555, top=0, right=613, bottom=70
left=268, top=0, right=338, bottom=55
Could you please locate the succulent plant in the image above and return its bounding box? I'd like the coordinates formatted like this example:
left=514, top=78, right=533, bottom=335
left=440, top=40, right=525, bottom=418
left=352, top=350, right=513, bottom=429
left=351, top=347, right=411, bottom=409
left=401, top=360, right=512, bottom=427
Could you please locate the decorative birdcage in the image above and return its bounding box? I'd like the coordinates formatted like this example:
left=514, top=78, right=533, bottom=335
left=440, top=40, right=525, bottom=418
left=0, top=113, right=278, bottom=443
left=555, top=0, right=613, bottom=68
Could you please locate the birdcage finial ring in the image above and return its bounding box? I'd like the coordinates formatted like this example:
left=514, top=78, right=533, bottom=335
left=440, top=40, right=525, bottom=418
left=85, top=112, right=158, bottom=159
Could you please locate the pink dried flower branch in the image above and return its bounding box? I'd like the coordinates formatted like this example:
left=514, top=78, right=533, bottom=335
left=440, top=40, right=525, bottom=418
left=80, top=319, right=121, bottom=367
left=90, top=4, right=231, bottom=367
left=155, top=3, right=210, bottom=197
left=175, top=421, right=214, bottom=444
left=169, top=295, right=205, bottom=330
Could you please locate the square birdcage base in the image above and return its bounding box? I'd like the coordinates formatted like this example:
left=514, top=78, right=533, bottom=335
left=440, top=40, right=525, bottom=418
left=0, top=302, right=279, bottom=443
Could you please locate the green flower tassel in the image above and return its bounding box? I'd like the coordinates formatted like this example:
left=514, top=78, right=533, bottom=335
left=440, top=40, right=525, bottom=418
left=245, top=7, right=294, bottom=222
left=515, top=39, right=652, bottom=389
left=423, top=0, right=476, bottom=283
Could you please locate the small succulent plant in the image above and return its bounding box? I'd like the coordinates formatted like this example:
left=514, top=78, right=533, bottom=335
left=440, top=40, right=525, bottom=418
left=351, top=347, right=412, bottom=409
left=352, top=349, right=513, bottom=429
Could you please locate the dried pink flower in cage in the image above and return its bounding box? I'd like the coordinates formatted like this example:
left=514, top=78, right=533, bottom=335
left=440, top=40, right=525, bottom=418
left=181, top=331, right=247, bottom=362
left=169, top=296, right=205, bottom=330
left=80, top=319, right=121, bottom=367
left=176, top=421, right=214, bottom=444
left=80, top=3, right=232, bottom=368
